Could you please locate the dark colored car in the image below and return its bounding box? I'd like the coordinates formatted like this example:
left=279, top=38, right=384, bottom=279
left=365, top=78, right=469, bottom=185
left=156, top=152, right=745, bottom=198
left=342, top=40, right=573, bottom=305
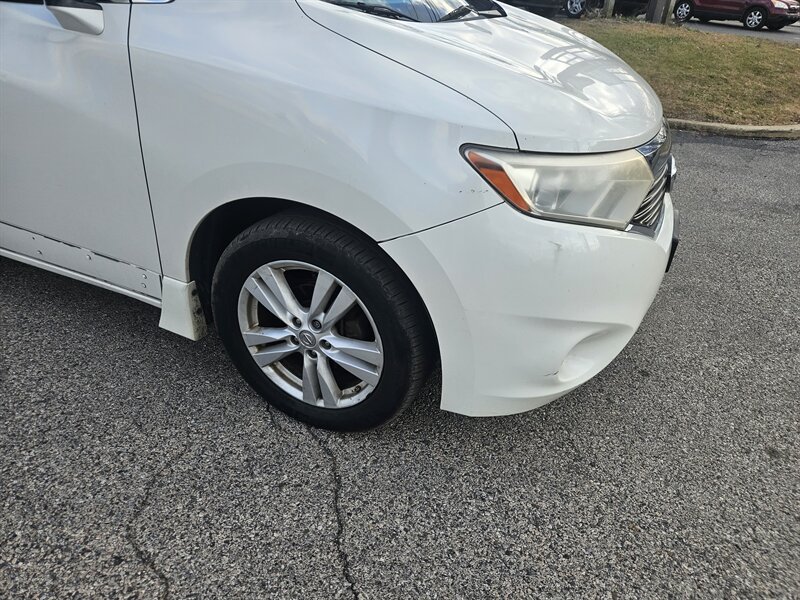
left=502, top=0, right=565, bottom=18
left=557, top=0, right=649, bottom=19
left=674, top=0, right=800, bottom=30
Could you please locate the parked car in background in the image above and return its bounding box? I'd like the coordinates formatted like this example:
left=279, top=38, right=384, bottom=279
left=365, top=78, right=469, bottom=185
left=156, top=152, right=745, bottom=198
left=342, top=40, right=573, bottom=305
left=674, top=0, right=800, bottom=30
left=1, top=0, right=678, bottom=431
left=563, top=0, right=592, bottom=17
left=502, top=0, right=565, bottom=17
left=559, top=0, right=649, bottom=19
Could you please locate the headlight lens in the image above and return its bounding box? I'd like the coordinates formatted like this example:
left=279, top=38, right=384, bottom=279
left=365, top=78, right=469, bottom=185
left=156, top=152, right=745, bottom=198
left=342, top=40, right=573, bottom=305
left=463, top=147, right=654, bottom=230
left=772, top=0, right=789, bottom=8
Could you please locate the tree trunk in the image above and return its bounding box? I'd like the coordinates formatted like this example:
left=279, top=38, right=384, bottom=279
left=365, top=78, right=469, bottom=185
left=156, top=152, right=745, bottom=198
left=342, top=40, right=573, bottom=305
left=646, top=0, right=673, bottom=22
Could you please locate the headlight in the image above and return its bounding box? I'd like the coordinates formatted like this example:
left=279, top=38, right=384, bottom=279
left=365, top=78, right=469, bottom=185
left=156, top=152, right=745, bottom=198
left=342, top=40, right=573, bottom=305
left=772, top=0, right=789, bottom=8
left=463, top=147, right=654, bottom=230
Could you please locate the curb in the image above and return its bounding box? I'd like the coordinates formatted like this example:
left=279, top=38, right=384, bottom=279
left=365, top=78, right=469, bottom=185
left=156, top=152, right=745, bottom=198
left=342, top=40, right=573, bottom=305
left=667, top=118, right=800, bottom=140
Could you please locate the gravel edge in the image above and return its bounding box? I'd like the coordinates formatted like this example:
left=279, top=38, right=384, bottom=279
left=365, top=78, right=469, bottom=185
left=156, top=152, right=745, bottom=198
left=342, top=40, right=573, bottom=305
left=668, top=118, right=800, bottom=139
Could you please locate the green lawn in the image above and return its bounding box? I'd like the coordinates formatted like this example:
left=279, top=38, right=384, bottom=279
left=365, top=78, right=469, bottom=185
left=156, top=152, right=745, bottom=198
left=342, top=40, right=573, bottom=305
left=564, top=19, right=800, bottom=125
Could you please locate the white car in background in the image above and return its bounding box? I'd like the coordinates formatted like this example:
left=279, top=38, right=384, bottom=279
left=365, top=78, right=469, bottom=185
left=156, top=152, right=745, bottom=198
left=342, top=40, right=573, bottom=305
left=0, top=0, right=678, bottom=430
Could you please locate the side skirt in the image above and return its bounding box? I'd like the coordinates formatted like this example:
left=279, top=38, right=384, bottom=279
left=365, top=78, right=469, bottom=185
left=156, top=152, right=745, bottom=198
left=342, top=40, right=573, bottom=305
left=1, top=222, right=208, bottom=341
left=158, top=277, right=208, bottom=341
left=0, top=246, right=161, bottom=307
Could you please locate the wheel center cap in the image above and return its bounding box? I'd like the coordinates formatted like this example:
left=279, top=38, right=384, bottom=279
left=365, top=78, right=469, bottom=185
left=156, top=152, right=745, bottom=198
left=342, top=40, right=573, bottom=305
left=298, top=330, right=317, bottom=348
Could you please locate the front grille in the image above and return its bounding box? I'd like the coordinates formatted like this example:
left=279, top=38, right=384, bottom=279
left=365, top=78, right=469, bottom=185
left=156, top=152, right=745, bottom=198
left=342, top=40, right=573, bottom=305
left=631, top=159, right=669, bottom=228
left=631, top=121, right=673, bottom=230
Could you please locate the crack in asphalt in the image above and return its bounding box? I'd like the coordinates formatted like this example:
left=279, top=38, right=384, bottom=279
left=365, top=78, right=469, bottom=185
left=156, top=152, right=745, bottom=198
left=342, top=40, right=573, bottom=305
left=269, top=406, right=359, bottom=598
left=125, top=442, right=192, bottom=600
left=307, top=427, right=359, bottom=600
left=267, top=405, right=290, bottom=435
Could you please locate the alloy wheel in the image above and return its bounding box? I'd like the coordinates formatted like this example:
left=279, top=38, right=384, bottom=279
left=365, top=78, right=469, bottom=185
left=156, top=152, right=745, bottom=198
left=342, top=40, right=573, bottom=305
left=675, top=1, right=691, bottom=20
left=237, top=261, right=384, bottom=409
left=744, top=9, right=764, bottom=28
left=566, top=0, right=586, bottom=16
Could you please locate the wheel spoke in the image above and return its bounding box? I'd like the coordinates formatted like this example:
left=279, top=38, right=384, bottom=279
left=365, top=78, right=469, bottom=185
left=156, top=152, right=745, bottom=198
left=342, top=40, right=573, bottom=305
left=253, top=342, right=297, bottom=367
left=242, top=326, right=294, bottom=347
left=316, top=356, right=341, bottom=408
left=302, top=353, right=322, bottom=406
left=323, top=287, right=356, bottom=328
left=244, top=278, right=294, bottom=326
left=309, top=271, right=337, bottom=320
left=325, top=346, right=381, bottom=387
left=257, top=266, right=304, bottom=320
left=326, top=336, right=383, bottom=368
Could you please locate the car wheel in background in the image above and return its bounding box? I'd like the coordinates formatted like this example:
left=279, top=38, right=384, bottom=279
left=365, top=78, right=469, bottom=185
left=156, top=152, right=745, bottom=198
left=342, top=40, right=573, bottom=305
left=743, top=7, right=767, bottom=29
left=698, top=17, right=710, bottom=22
left=766, top=23, right=785, bottom=30
left=212, top=213, right=434, bottom=431
left=565, top=0, right=587, bottom=18
left=674, top=0, right=693, bottom=21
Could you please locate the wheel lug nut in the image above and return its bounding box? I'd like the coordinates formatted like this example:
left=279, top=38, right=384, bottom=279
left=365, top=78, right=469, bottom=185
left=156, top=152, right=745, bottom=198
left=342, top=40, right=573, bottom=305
left=311, top=319, right=322, bottom=330
left=307, top=350, right=317, bottom=359
left=292, top=318, right=302, bottom=328
left=320, top=340, right=331, bottom=350
left=290, top=336, right=299, bottom=345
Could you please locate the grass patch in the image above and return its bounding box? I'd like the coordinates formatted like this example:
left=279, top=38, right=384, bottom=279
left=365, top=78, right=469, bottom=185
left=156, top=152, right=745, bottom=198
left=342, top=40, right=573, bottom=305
left=563, top=19, right=800, bottom=125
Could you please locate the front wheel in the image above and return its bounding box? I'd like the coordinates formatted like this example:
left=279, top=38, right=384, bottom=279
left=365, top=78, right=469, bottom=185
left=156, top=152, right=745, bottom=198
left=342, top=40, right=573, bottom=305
left=743, top=7, right=767, bottom=29
left=565, top=0, right=587, bottom=18
left=674, top=0, right=693, bottom=22
left=212, top=213, right=434, bottom=431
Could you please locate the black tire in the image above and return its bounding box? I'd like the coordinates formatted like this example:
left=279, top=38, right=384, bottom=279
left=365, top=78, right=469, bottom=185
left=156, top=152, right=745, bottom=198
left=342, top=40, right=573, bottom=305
left=767, top=23, right=785, bottom=30
left=673, top=0, right=693, bottom=22
left=564, top=0, right=587, bottom=18
left=212, top=212, right=434, bottom=431
left=743, top=7, right=767, bottom=29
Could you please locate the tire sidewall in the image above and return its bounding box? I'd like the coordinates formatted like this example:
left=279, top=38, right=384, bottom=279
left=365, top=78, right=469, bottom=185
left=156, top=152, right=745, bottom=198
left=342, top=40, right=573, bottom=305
left=212, top=224, right=415, bottom=431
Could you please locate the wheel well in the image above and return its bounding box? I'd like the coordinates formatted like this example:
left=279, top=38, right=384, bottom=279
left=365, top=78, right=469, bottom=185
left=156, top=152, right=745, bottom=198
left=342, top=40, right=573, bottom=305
left=190, top=198, right=364, bottom=321
left=190, top=198, right=285, bottom=321
left=188, top=198, right=440, bottom=368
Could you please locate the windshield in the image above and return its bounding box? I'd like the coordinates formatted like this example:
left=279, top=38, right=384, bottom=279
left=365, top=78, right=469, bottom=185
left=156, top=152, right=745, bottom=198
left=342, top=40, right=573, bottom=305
left=319, top=0, right=505, bottom=23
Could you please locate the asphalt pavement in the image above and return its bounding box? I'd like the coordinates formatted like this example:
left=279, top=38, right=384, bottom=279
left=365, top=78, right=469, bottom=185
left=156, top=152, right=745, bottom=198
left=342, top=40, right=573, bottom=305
left=684, top=18, right=800, bottom=44
left=2, top=131, right=799, bottom=598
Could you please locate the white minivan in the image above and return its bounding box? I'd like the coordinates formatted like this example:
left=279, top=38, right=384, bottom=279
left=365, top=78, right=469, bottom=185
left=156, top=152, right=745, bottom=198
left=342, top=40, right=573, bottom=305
left=0, top=0, right=678, bottom=430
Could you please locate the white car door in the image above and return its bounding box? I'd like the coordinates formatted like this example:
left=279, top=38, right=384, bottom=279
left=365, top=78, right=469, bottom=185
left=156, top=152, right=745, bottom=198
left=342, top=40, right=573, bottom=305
left=0, top=0, right=162, bottom=301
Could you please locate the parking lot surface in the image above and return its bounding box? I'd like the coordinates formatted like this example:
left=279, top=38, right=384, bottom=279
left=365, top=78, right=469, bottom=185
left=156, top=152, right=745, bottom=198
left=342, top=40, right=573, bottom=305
left=1, top=131, right=799, bottom=598
left=684, top=19, right=800, bottom=44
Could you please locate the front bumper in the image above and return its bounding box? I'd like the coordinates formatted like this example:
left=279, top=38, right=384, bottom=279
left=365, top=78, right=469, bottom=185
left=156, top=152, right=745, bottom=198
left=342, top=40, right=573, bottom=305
left=769, top=8, right=800, bottom=23
left=769, top=15, right=800, bottom=24
left=381, top=196, right=675, bottom=417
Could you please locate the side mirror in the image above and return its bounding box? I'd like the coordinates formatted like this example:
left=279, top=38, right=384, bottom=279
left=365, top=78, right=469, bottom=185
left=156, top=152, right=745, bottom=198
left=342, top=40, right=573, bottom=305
left=46, top=0, right=104, bottom=35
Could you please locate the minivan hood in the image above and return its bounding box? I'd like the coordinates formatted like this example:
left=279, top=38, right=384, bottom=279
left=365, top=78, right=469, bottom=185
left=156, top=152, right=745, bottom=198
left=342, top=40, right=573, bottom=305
left=298, top=1, right=662, bottom=153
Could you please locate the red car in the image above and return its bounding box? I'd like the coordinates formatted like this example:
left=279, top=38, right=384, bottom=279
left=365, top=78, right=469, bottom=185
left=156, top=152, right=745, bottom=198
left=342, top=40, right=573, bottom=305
left=674, top=0, right=800, bottom=30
